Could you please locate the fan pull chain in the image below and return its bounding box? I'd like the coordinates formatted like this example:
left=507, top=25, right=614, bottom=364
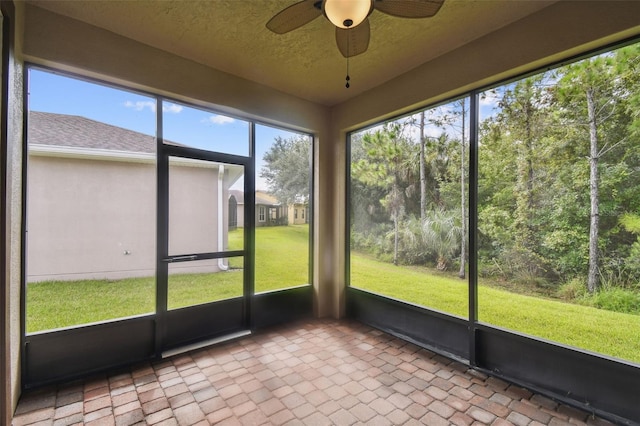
left=345, top=28, right=351, bottom=88
left=346, top=56, right=350, bottom=88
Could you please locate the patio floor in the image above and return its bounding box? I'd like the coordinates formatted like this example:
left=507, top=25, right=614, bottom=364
left=12, top=319, right=615, bottom=426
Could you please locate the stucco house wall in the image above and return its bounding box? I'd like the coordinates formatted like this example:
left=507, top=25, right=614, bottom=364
left=27, top=153, right=157, bottom=281
left=168, top=159, right=230, bottom=275
left=26, top=112, right=236, bottom=282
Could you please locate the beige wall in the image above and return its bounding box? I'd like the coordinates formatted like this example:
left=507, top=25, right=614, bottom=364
left=288, top=204, right=307, bottom=225
left=168, top=159, right=230, bottom=275
left=2, top=0, right=23, bottom=418
left=27, top=152, right=230, bottom=281
left=28, top=154, right=156, bottom=281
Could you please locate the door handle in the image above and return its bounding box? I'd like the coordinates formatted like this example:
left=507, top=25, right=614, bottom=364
left=163, top=255, right=197, bottom=263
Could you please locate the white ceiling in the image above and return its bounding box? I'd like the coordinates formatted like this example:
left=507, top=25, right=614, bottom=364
left=26, top=0, right=557, bottom=106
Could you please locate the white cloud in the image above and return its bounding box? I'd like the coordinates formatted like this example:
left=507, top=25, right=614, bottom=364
left=124, top=100, right=156, bottom=112
left=480, top=89, right=501, bottom=107
left=204, top=114, right=235, bottom=125
left=125, top=101, right=184, bottom=114
left=163, top=103, right=183, bottom=114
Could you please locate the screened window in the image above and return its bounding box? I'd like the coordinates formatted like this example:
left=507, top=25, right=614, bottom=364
left=25, top=68, right=315, bottom=332
left=255, top=124, right=312, bottom=292
left=349, top=98, right=470, bottom=318
left=348, top=41, right=640, bottom=365
left=26, top=69, right=156, bottom=332
left=477, top=43, right=640, bottom=364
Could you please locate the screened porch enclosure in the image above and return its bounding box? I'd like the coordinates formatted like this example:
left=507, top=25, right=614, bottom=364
left=3, top=2, right=640, bottom=425
left=347, top=40, right=640, bottom=424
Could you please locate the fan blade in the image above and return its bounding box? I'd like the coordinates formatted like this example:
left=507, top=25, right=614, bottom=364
left=266, top=0, right=323, bottom=34
left=336, top=19, right=370, bottom=58
left=374, top=0, right=444, bottom=18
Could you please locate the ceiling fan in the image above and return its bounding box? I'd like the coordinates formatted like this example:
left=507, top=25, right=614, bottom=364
left=266, top=0, right=445, bottom=59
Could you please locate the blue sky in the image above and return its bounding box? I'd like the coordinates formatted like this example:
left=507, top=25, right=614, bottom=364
left=28, top=68, right=308, bottom=190
left=29, top=67, right=497, bottom=190
left=351, top=90, right=502, bottom=144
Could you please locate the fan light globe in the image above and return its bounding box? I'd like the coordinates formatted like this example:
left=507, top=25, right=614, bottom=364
left=323, top=0, right=372, bottom=29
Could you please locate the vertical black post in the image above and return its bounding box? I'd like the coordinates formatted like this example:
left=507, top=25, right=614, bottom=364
left=244, top=122, right=255, bottom=330
left=468, top=91, right=479, bottom=366
left=155, top=97, right=168, bottom=357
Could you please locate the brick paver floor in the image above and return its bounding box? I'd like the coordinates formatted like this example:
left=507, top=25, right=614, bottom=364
left=12, top=319, right=616, bottom=425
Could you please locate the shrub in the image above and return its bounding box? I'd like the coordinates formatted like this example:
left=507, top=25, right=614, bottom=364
left=557, top=278, right=588, bottom=301
left=557, top=278, right=640, bottom=315
left=599, top=255, right=640, bottom=290
left=584, top=287, right=640, bottom=315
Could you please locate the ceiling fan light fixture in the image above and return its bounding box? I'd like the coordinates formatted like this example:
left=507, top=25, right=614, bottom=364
left=323, top=0, right=372, bottom=29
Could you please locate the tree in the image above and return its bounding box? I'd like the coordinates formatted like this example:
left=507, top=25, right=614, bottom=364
left=421, top=99, right=469, bottom=278
left=352, top=124, right=417, bottom=265
left=620, top=213, right=640, bottom=276
left=420, top=208, right=462, bottom=271
left=556, top=52, right=632, bottom=293
left=261, top=135, right=311, bottom=204
left=457, top=99, right=467, bottom=279
left=498, top=76, right=551, bottom=254
left=420, top=112, right=427, bottom=221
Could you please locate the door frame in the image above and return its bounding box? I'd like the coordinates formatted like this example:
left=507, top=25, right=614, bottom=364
left=155, top=140, right=255, bottom=353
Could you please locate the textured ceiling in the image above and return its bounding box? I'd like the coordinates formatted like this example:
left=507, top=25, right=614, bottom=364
left=26, top=0, right=557, bottom=106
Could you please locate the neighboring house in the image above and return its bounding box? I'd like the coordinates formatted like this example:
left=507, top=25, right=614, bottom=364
left=256, top=191, right=286, bottom=227
left=229, top=190, right=307, bottom=227
left=229, top=189, right=244, bottom=229
left=288, top=203, right=309, bottom=225
left=27, top=111, right=241, bottom=282
left=229, top=190, right=294, bottom=228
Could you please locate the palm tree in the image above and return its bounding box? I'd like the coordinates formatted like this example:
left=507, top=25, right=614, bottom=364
left=420, top=208, right=462, bottom=271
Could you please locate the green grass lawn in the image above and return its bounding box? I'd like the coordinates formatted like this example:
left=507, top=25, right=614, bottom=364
left=251, top=225, right=310, bottom=293
left=167, top=270, right=243, bottom=310
left=478, top=285, right=640, bottom=362
left=27, top=270, right=247, bottom=332
left=27, top=224, right=640, bottom=364
left=351, top=253, right=640, bottom=364
left=27, top=225, right=311, bottom=333
left=27, top=276, right=155, bottom=333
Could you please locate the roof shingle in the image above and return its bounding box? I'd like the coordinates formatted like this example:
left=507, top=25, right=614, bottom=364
left=28, top=111, right=156, bottom=153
